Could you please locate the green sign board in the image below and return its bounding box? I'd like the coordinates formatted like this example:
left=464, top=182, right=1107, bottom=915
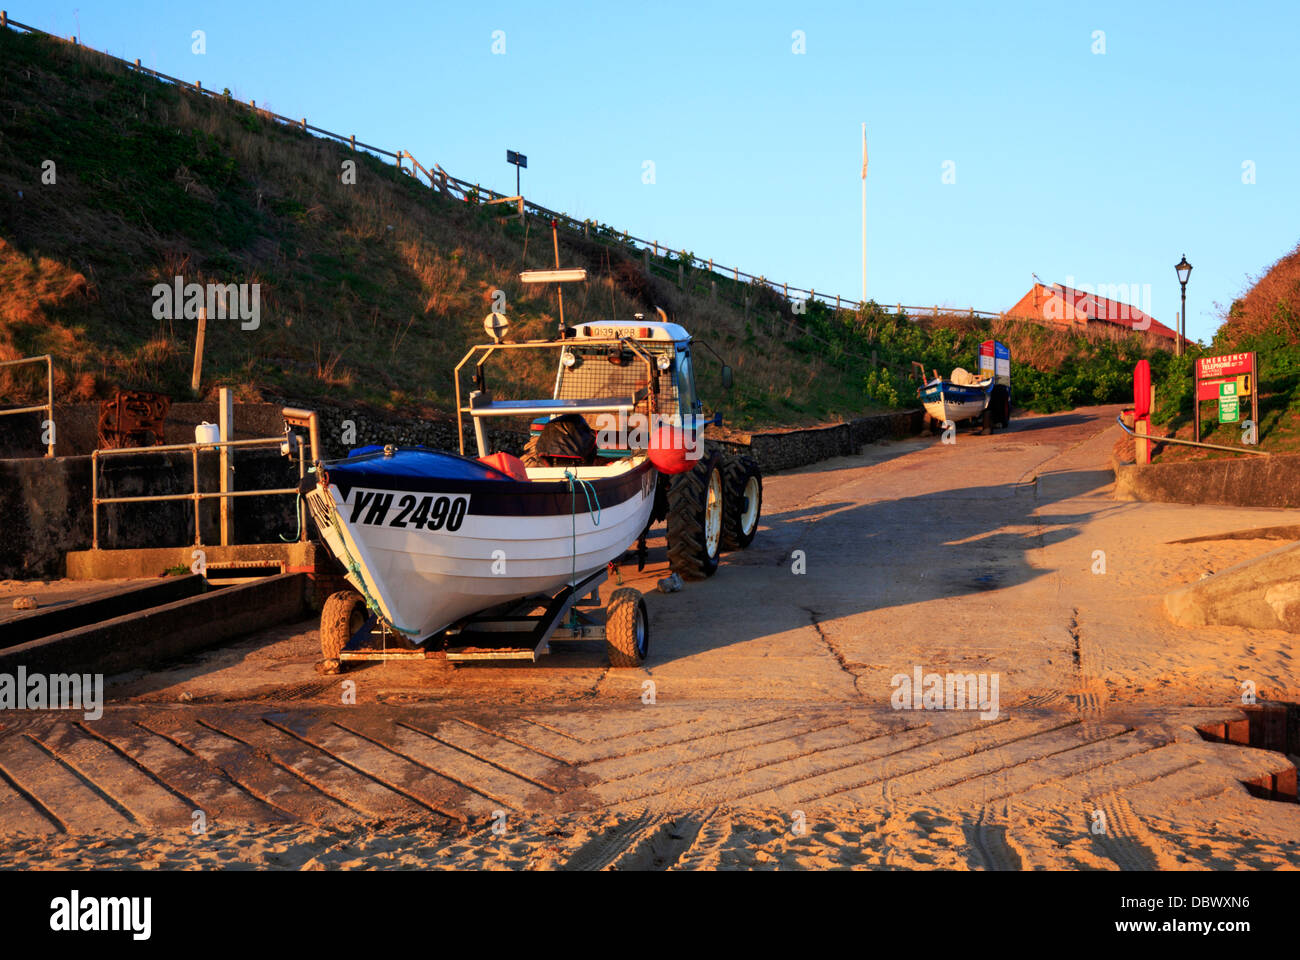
left=1219, top=397, right=1241, bottom=423
left=1220, top=381, right=1238, bottom=398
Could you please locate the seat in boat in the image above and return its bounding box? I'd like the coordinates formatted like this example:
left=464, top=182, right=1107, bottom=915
left=523, top=414, right=600, bottom=468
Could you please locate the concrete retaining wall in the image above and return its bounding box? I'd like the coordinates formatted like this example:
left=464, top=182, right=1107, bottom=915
left=0, top=573, right=308, bottom=676
left=710, top=410, right=923, bottom=473
left=1113, top=452, right=1300, bottom=509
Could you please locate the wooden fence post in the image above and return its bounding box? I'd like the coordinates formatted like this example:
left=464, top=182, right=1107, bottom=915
left=191, top=308, right=207, bottom=394
left=350, top=134, right=356, bottom=151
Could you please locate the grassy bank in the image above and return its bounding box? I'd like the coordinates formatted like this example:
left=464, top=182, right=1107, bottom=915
left=1, top=27, right=1176, bottom=432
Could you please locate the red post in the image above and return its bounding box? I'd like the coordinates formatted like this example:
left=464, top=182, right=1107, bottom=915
left=1133, top=359, right=1152, bottom=465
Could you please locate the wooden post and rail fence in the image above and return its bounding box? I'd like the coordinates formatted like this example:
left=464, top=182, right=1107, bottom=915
left=1, top=8, right=1008, bottom=358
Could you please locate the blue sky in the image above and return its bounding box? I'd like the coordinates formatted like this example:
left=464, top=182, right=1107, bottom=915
left=21, top=0, right=1300, bottom=342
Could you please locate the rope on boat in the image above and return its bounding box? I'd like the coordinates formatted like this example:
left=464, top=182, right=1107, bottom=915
left=563, top=470, right=601, bottom=588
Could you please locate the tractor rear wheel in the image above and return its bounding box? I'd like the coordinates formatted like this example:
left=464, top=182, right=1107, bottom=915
left=666, top=449, right=724, bottom=580
left=720, top=456, right=762, bottom=550
left=321, top=590, right=366, bottom=664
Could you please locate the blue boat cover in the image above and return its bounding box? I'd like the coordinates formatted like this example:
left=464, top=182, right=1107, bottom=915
left=332, top=446, right=510, bottom=482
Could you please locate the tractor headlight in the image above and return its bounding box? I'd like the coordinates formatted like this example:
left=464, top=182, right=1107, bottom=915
left=656, top=354, right=672, bottom=371
left=561, top=350, right=578, bottom=368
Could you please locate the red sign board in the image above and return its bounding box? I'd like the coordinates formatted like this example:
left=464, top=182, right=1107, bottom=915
left=1196, top=353, right=1253, bottom=379
left=1197, top=377, right=1236, bottom=401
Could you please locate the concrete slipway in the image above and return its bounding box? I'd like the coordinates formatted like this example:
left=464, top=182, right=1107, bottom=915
left=0, top=406, right=1296, bottom=870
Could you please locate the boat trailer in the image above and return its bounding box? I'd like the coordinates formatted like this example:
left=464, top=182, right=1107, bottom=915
left=331, top=566, right=636, bottom=666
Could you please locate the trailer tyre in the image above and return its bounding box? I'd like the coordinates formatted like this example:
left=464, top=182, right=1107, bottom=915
left=606, top=588, right=649, bottom=668
left=666, top=449, right=724, bottom=580
left=321, top=590, right=366, bottom=665
left=720, top=456, right=762, bottom=550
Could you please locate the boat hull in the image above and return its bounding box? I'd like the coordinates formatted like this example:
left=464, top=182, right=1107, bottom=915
left=307, top=454, right=657, bottom=642
left=920, top=380, right=991, bottom=423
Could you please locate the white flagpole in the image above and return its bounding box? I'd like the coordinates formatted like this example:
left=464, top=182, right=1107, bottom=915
left=861, top=123, right=867, bottom=302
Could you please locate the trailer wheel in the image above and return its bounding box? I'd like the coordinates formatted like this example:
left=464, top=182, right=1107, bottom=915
left=321, top=590, right=366, bottom=664
left=666, top=449, right=724, bottom=580
left=606, top=588, right=649, bottom=667
left=720, top=456, right=762, bottom=550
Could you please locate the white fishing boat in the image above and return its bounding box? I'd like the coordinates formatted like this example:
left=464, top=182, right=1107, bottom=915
left=305, top=445, right=656, bottom=642
left=306, top=262, right=761, bottom=669
left=915, top=339, right=1013, bottom=431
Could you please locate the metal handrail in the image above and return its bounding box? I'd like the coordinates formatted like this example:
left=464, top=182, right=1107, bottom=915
left=1115, top=415, right=1270, bottom=457
left=0, top=354, right=54, bottom=456
left=91, top=411, right=319, bottom=548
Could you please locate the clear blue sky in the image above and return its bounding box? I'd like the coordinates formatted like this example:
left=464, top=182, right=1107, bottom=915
left=21, top=0, right=1300, bottom=343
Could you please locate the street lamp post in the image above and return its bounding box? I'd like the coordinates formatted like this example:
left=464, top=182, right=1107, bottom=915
left=1175, top=255, right=1192, bottom=357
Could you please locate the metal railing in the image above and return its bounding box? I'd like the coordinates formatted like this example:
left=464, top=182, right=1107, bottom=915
left=0, top=354, right=54, bottom=457
left=0, top=11, right=1007, bottom=324
left=1115, top=415, right=1270, bottom=457
left=90, top=411, right=320, bottom=549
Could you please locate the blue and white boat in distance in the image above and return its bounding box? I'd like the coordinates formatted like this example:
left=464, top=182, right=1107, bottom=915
left=916, top=339, right=1012, bottom=429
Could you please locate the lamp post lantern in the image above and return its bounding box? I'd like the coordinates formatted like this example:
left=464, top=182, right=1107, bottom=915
left=1175, top=255, right=1192, bottom=356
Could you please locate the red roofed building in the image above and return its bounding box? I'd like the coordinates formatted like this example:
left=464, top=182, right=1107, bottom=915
left=1006, top=282, right=1179, bottom=345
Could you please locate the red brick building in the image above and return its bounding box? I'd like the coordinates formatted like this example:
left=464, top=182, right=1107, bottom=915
left=1006, top=282, right=1179, bottom=344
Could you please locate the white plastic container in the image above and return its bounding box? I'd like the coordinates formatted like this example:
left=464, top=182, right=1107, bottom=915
left=194, top=422, right=220, bottom=445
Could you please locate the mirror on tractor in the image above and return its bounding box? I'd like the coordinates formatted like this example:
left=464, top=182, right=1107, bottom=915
left=721, top=365, right=734, bottom=390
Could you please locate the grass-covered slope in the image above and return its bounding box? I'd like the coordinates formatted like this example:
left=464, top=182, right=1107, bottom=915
left=1142, top=240, right=1300, bottom=458
left=0, top=28, right=1177, bottom=430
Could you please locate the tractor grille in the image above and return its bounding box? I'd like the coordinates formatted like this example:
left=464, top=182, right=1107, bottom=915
left=556, top=345, right=678, bottom=420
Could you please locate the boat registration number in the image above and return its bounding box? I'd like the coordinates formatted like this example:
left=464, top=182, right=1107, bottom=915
left=349, top=490, right=469, bottom=532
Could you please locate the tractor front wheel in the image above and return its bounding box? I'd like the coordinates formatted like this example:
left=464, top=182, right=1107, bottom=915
left=666, top=449, right=724, bottom=580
